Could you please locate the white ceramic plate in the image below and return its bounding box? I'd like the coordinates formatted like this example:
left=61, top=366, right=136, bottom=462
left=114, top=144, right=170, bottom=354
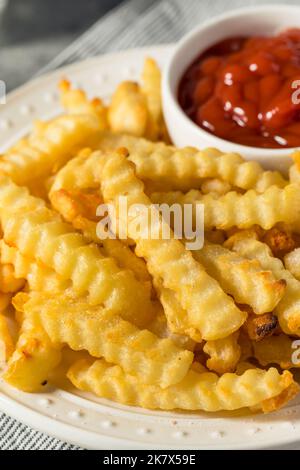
left=1, top=45, right=300, bottom=450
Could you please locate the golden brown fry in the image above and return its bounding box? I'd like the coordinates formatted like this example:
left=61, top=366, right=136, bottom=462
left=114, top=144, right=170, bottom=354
left=0, top=115, right=100, bottom=186
left=67, top=357, right=297, bottom=412
left=98, top=135, right=287, bottom=192
left=14, top=292, right=193, bottom=388
left=151, top=184, right=300, bottom=230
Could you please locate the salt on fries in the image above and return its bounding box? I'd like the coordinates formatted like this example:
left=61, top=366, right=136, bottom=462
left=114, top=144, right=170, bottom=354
left=0, top=58, right=299, bottom=414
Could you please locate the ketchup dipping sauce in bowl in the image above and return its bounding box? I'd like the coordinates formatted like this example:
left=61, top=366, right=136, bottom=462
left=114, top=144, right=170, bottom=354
left=178, top=31, right=300, bottom=149
left=163, top=5, right=300, bottom=173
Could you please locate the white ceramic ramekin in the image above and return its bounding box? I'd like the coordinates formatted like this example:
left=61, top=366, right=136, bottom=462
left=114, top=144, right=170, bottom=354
left=162, top=4, right=300, bottom=173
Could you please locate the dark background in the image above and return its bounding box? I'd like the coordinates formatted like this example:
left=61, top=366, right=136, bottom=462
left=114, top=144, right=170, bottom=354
left=0, top=0, right=126, bottom=90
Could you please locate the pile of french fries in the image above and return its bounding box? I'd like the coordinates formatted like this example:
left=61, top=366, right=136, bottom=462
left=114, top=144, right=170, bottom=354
left=2, top=58, right=300, bottom=413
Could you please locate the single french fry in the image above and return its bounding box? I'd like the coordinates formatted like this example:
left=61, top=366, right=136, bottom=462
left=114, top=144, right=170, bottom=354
left=67, top=357, right=297, bottom=412
left=98, top=134, right=287, bottom=192
left=0, top=115, right=100, bottom=185
left=15, top=292, right=193, bottom=388
left=151, top=184, right=300, bottom=230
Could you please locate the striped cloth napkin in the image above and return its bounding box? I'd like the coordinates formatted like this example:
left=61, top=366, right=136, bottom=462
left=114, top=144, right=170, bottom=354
left=1, top=0, right=299, bottom=451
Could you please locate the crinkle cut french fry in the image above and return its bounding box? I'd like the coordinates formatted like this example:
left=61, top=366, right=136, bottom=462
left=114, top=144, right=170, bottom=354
left=0, top=241, right=70, bottom=293
left=67, top=357, right=297, bottom=412
left=284, top=248, right=300, bottom=280
left=228, top=236, right=300, bottom=336
left=253, top=335, right=300, bottom=369
left=16, top=292, right=193, bottom=388
left=151, top=184, right=300, bottom=230
left=0, top=176, right=155, bottom=327
left=203, top=332, right=241, bottom=375
left=4, top=295, right=62, bottom=392
left=0, top=314, right=15, bottom=362
left=0, top=114, right=100, bottom=185
left=192, top=242, right=286, bottom=314
left=99, top=149, right=246, bottom=341
left=98, top=133, right=287, bottom=192
left=59, top=79, right=109, bottom=130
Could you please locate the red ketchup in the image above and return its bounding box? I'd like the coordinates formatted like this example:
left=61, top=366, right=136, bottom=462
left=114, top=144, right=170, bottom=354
left=178, top=30, right=300, bottom=148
